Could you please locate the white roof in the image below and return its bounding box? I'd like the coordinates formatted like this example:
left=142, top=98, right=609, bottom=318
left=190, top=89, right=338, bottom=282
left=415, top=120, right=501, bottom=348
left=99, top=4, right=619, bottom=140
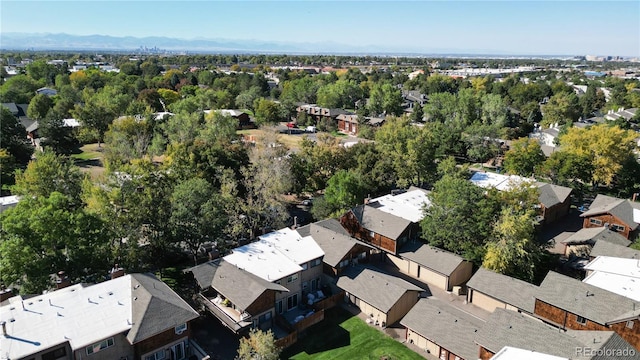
left=584, top=256, right=640, bottom=278
left=217, top=109, right=244, bottom=117
left=223, top=228, right=324, bottom=282
left=491, top=346, right=569, bottom=360
left=470, top=172, right=534, bottom=191
left=634, top=208, right=640, bottom=224
left=154, top=112, right=174, bottom=120
left=583, top=256, right=640, bottom=301
left=0, top=276, right=133, bottom=360
left=368, top=189, right=430, bottom=223
left=62, top=118, right=80, bottom=127
left=0, top=195, right=19, bottom=207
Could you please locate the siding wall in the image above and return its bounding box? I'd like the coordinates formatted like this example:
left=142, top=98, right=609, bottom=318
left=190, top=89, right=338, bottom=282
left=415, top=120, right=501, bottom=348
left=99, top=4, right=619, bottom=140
left=73, top=333, right=134, bottom=360
left=468, top=289, right=507, bottom=313
left=386, top=290, right=420, bottom=325
left=583, top=213, right=632, bottom=239
left=406, top=329, right=440, bottom=357
left=134, top=324, right=192, bottom=359
left=479, top=346, right=494, bottom=360
left=448, top=262, right=473, bottom=289
left=340, top=211, right=399, bottom=254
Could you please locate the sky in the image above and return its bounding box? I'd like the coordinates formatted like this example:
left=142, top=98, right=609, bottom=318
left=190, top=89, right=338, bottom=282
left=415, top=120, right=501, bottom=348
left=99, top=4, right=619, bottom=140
left=1, top=0, right=639, bottom=56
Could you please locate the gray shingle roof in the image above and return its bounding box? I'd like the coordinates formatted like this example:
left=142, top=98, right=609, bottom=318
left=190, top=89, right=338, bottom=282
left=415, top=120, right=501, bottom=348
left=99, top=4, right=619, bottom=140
left=581, top=194, right=640, bottom=230
left=398, top=241, right=466, bottom=276
left=536, top=271, right=640, bottom=325
left=306, top=223, right=373, bottom=267
left=186, top=259, right=288, bottom=311
left=401, top=298, right=484, bottom=360
left=536, top=183, right=572, bottom=208
left=590, top=241, right=640, bottom=259
left=561, top=227, right=631, bottom=247
left=351, top=204, right=412, bottom=240
left=296, top=218, right=350, bottom=238
left=127, top=273, right=199, bottom=344
left=466, top=268, right=538, bottom=313
left=475, top=309, right=635, bottom=360
left=336, top=267, right=423, bottom=313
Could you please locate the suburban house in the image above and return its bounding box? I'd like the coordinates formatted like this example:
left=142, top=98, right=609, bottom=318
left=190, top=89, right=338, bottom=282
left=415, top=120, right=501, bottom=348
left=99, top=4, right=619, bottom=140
left=223, top=227, right=325, bottom=316
left=590, top=240, right=640, bottom=260
left=466, top=267, right=538, bottom=315
left=580, top=194, right=640, bottom=239
left=340, top=188, right=430, bottom=255
left=186, top=259, right=289, bottom=334
left=401, top=90, right=428, bottom=115
left=534, top=271, right=640, bottom=350
left=583, top=256, right=640, bottom=301
left=604, top=107, right=638, bottom=122
left=560, top=227, right=631, bottom=258
left=298, top=221, right=374, bottom=276
left=401, top=298, right=484, bottom=360
left=386, top=241, right=473, bottom=291
left=203, top=109, right=252, bottom=128
left=336, top=113, right=359, bottom=135
left=296, top=104, right=347, bottom=126
left=337, top=267, right=423, bottom=327
left=0, top=273, right=200, bottom=360
left=530, top=125, right=561, bottom=148
left=1, top=102, right=34, bottom=131
left=470, top=172, right=572, bottom=224
left=475, top=308, right=639, bottom=360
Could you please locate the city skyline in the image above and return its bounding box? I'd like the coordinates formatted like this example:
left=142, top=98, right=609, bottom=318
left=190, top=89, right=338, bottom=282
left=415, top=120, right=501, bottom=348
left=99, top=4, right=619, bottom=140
left=1, top=1, right=639, bottom=56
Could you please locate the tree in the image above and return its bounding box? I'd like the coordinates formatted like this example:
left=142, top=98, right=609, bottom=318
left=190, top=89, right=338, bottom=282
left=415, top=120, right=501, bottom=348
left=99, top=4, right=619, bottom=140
left=74, top=86, right=133, bottom=146
left=38, top=113, right=78, bottom=155
left=541, top=92, right=580, bottom=127
left=483, top=208, right=546, bottom=282
left=13, top=151, right=84, bottom=205
left=557, top=124, right=638, bottom=186
left=27, top=93, right=53, bottom=120
left=502, top=138, right=546, bottom=176
left=235, top=86, right=263, bottom=111
left=410, top=103, right=424, bottom=122
left=0, top=105, right=33, bottom=176
left=0, top=192, right=111, bottom=294
left=368, top=83, right=403, bottom=116
left=236, top=328, right=280, bottom=360
left=104, top=116, right=153, bottom=169
left=420, top=174, right=499, bottom=263
left=170, top=178, right=227, bottom=265
left=254, top=99, right=283, bottom=125
left=324, top=170, right=368, bottom=216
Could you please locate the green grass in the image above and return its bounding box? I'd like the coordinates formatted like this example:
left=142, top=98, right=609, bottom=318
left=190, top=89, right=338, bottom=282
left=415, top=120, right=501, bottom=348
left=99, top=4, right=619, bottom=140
left=70, top=143, right=103, bottom=161
left=282, top=307, right=423, bottom=360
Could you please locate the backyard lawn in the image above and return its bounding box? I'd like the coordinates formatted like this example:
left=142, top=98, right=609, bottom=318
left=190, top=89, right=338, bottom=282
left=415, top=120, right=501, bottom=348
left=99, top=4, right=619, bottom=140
left=282, top=307, right=423, bottom=360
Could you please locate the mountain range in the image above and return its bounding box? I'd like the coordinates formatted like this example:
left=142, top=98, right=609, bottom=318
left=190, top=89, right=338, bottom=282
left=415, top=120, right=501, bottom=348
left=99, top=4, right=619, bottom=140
left=1, top=32, right=513, bottom=56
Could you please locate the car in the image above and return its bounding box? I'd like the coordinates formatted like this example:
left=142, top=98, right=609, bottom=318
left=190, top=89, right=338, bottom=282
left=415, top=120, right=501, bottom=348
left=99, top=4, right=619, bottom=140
left=305, top=126, right=316, bottom=133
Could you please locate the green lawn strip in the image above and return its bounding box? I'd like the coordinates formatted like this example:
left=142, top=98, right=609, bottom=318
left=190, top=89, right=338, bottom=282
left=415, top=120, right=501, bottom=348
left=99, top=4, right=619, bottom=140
left=283, top=307, right=422, bottom=360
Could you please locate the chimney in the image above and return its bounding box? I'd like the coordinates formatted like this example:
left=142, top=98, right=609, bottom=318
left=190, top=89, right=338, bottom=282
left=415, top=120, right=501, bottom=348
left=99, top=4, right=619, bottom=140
left=633, top=193, right=638, bottom=202
left=0, top=286, right=13, bottom=302
left=110, top=265, right=125, bottom=279
left=364, top=194, right=371, bottom=205
left=1, top=321, right=6, bottom=336
left=56, top=271, right=71, bottom=290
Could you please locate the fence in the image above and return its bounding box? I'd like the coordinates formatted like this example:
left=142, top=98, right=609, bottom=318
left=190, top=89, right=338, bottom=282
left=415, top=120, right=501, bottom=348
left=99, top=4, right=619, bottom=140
left=313, top=291, right=345, bottom=311
left=275, top=331, right=298, bottom=349
left=293, top=309, right=324, bottom=332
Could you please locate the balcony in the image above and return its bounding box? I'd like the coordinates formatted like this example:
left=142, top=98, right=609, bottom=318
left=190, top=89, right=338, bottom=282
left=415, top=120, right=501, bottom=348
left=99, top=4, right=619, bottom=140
left=197, top=294, right=252, bottom=333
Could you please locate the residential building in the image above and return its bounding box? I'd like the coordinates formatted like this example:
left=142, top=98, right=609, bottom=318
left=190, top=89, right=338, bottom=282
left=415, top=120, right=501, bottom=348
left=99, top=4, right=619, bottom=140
left=581, top=194, right=640, bottom=240
left=475, top=309, right=639, bottom=360
left=560, top=227, right=631, bottom=258
left=590, top=240, right=640, bottom=260
left=296, top=104, right=347, bottom=126
left=466, top=267, right=538, bottom=315
left=401, top=298, right=484, bottom=360
left=470, top=172, right=572, bottom=224
left=340, top=188, right=430, bottom=255
left=223, top=227, right=324, bottom=316
left=0, top=273, right=200, bottom=360
left=583, top=256, right=640, bottom=301
left=186, top=259, right=288, bottom=334
left=337, top=267, right=423, bottom=327
left=298, top=221, right=374, bottom=276
left=534, top=271, right=640, bottom=350
left=387, top=241, right=473, bottom=291
left=203, top=109, right=252, bottom=129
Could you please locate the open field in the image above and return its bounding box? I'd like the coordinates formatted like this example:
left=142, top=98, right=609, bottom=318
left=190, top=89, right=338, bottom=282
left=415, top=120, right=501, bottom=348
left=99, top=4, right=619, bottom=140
left=282, top=307, right=423, bottom=360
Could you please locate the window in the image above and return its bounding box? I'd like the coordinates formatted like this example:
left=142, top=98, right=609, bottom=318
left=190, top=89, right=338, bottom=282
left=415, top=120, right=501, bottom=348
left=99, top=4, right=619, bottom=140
left=627, top=320, right=635, bottom=329
left=175, top=323, right=187, bottom=335
left=287, top=273, right=298, bottom=283
left=312, top=258, right=321, bottom=267
left=287, top=294, right=299, bottom=310
left=612, top=224, right=626, bottom=232
left=576, top=315, right=587, bottom=325
left=370, top=231, right=375, bottom=238
left=172, top=342, right=186, bottom=360
left=302, top=281, right=309, bottom=290
left=86, top=338, right=114, bottom=355
left=145, top=350, right=166, bottom=360
left=358, top=252, right=367, bottom=260
left=589, top=218, right=602, bottom=226
left=301, top=262, right=308, bottom=270
left=276, top=299, right=283, bottom=314
left=339, top=259, right=350, bottom=268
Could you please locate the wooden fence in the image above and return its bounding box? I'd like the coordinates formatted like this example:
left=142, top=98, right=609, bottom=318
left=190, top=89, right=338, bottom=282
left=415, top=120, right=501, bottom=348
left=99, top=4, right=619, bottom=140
left=275, top=331, right=297, bottom=349
left=293, top=309, right=324, bottom=332
left=313, top=291, right=345, bottom=311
